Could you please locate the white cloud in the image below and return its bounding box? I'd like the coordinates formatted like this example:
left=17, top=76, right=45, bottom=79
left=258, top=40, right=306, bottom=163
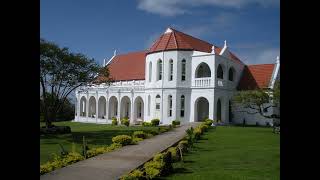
left=237, top=48, right=279, bottom=65
left=137, top=0, right=279, bottom=16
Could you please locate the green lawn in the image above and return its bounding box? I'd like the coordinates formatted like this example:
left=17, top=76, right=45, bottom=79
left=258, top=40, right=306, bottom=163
left=40, top=121, right=160, bottom=165
left=164, top=126, right=280, bottom=180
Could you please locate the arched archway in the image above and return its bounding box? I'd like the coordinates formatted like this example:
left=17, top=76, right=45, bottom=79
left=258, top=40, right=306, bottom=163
left=98, top=96, right=106, bottom=119
left=120, top=96, right=131, bottom=119
left=194, top=97, right=209, bottom=122
left=80, top=96, right=87, bottom=117
left=108, top=96, right=118, bottom=119
left=88, top=96, right=96, bottom=118
left=195, top=62, right=211, bottom=78
left=134, top=96, right=144, bottom=121
left=217, top=99, right=222, bottom=122
left=217, top=64, right=224, bottom=79
left=228, top=67, right=235, bottom=81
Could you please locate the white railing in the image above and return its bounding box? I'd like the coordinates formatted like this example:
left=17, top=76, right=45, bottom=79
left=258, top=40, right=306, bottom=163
left=194, top=77, right=211, bottom=87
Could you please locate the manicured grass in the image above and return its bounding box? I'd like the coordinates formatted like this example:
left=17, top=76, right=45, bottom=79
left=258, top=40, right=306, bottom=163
left=40, top=121, right=160, bottom=165
left=164, top=126, right=280, bottom=180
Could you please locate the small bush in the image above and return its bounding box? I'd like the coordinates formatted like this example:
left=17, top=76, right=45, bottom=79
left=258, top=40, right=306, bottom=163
left=142, top=122, right=152, bottom=127
left=204, top=119, right=214, bottom=126
left=167, top=147, right=180, bottom=162
left=112, top=135, right=132, bottom=146
left=159, top=127, right=169, bottom=134
left=112, top=117, right=118, bottom=126
left=121, top=118, right=130, bottom=127
left=86, top=147, right=106, bottom=158
left=133, top=131, right=146, bottom=139
left=172, top=120, right=180, bottom=126
left=194, top=128, right=202, bottom=140
left=132, top=137, right=144, bottom=144
left=145, top=166, right=161, bottom=179
left=178, top=140, right=189, bottom=153
left=151, top=119, right=160, bottom=126
left=120, top=169, right=145, bottom=180
left=146, top=133, right=154, bottom=138
left=148, top=130, right=159, bottom=136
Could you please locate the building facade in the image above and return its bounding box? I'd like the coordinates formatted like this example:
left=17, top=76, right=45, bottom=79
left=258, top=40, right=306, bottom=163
left=74, top=28, right=280, bottom=125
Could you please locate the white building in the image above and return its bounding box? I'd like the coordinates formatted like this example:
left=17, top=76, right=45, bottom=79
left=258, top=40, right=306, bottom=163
left=74, top=27, right=280, bottom=125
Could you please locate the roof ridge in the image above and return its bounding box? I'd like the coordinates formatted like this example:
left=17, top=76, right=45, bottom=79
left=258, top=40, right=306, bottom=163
left=164, top=32, right=173, bottom=50
left=172, top=30, right=178, bottom=49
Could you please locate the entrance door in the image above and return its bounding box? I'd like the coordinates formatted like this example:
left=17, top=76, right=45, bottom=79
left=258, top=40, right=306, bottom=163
left=196, top=97, right=209, bottom=122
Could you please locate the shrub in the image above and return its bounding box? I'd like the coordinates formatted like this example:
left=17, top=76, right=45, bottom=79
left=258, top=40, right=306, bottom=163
left=145, top=166, right=161, bottom=179
left=172, top=120, right=180, bottom=126
left=121, top=118, right=130, bottom=127
left=204, top=119, right=214, bottom=126
left=146, top=133, right=154, bottom=139
left=148, top=130, right=159, bottom=136
left=132, top=137, right=144, bottom=144
left=109, top=143, right=122, bottom=150
left=159, top=127, right=170, bottom=134
left=194, top=128, right=202, bottom=140
left=167, top=147, right=180, bottom=162
left=120, top=169, right=144, bottom=180
left=178, top=140, right=189, bottom=153
left=133, top=131, right=146, bottom=139
left=144, top=152, right=172, bottom=178
left=112, top=135, right=132, bottom=146
left=40, top=152, right=84, bottom=175
left=151, top=119, right=160, bottom=126
left=112, top=117, right=118, bottom=126
left=86, top=147, right=106, bottom=158
left=142, top=122, right=152, bottom=127
left=199, top=123, right=209, bottom=132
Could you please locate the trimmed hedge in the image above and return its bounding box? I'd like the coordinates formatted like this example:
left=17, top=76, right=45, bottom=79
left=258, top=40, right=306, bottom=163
left=204, top=119, right=214, bottom=126
left=151, top=119, right=160, bottom=126
left=112, top=135, right=132, bottom=146
left=86, top=143, right=122, bottom=158
left=178, top=140, right=189, bottom=153
left=132, top=137, right=144, bottom=144
left=112, top=117, right=118, bottom=125
left=167, top=147, right=180, bottom=162
left=40, top=152, right=84, bottom=175
left=121, top=118, right=130, bottom=127
left=172, top=120, right=180, bottom=126
left=142, top=122, right=152, bottom=127
left=132, top=131, right=146, bottom=139
left=120, top=169, right=144, bottom=180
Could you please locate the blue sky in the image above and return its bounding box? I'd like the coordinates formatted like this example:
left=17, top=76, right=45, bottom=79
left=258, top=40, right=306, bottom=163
left=41, top=0, right=279, bottom=65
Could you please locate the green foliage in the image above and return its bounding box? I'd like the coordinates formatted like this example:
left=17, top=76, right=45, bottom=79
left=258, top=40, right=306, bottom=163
left=145, top=166, right=161, bottom=179
left=121, top=118, right=130, bottom=127
left=144, top=152, right=173, bottom=179
left=132, top=131, right=146, bottom=139
left=194, top=128, right=202, bottom=140
left=167, top=147, right=180, bottom=162
left=40, top=39, right=101, bottom=127
left=151, top=119, right=160, bottom=126
left=172, top=120, right=181, bottom=126
left=145, top=133, right=154, bottom=139
left=132, top=137, right=144, bottom=144
left=185, top=127, right=195, bottom=147
left=142, top=122, right=152, bottom=127
left=204, top=119, right=214, bottom=126
left=86, top=143, right=122, bottom=158
left=40, top=152, right=84, bottom=175
left=112, top=135, right=132, bottom=146
left=112, top=117, right=118, bottom=126
left=120, top=169, right=145, bottom=180
left=178, top=140, right=189, bottom=153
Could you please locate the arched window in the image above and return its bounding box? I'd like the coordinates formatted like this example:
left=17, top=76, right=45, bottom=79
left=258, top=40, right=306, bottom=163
left=157, top=59, right=162, bottom=81
left=169, top=59, right=173, bottom=81
left=149, top=62, right=152, bottom=82
left=228, top=67, right=235, bottom=81
left=148, top=95, right=151, bottom=116
left=180, top=95, right=185, bottom=117
left=168, top=95, right=172, bottom=117
left=195, top=62, right=211, bottom=78
left=156, top=95, right=161, bottom=110
left=217, top=64, right=224, bottom=79
left=181, top=59, right=186, bottom=81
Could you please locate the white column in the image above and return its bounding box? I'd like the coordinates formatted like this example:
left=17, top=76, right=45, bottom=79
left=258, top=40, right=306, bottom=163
left=130, top=90, right=134, bottom=124
left=117, top=92, right=121, bottom=122
left=86, top=93, right=89, bottom=122
left=76, top=93, right=80, bottom=121
left=105, top=91, right=109, bottom=123
left=95, top=92, right=98, bottom=123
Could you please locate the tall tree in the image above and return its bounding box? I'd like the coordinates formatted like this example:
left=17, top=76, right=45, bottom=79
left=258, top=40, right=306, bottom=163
left=233, top=80, right=280, bottom=123
left=40, top=39, right=107, bottom=128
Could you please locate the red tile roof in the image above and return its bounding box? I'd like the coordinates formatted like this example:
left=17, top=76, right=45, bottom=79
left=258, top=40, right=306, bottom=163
left=106, top=51, right=146, bottom=81
left=148, top=28, right=244, bottom=64
left=238, top=64, right=275, bottom=90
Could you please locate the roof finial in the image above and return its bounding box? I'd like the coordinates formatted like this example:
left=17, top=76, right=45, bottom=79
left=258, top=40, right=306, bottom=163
left=211, top=45, right=215, bottom=54
left=224, top=40, right=227, bottom=48
left=114, top=50, right=117, bottom=56
left=103, top=58, right=106, bottom=66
